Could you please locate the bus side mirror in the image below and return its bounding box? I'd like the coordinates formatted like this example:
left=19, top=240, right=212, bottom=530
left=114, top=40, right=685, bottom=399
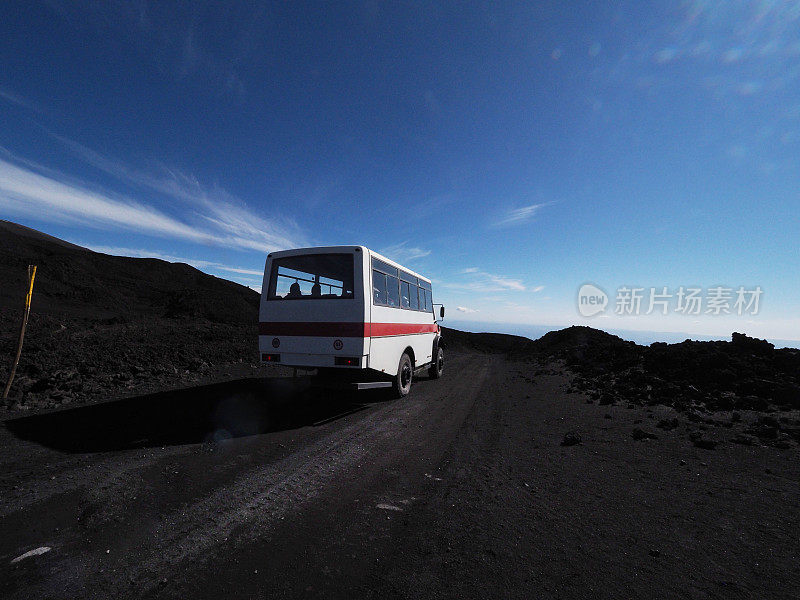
left=433, top=303, right=445, bottom=322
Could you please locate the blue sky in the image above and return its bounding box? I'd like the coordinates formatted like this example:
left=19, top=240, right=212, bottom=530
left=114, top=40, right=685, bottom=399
left=1, top=1, right=799, bottom=341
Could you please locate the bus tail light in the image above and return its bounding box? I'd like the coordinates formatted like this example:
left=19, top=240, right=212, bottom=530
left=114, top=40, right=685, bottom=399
left=335, top=356, right=361, bottom=367
left=262, top=353, right=281, bottom=362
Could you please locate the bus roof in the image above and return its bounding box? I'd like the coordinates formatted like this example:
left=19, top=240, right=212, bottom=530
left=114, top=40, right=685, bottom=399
left=267, top=246, right=432, bottom=284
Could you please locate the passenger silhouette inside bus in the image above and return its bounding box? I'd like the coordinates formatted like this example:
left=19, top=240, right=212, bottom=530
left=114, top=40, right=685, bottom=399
left=269, top=254, right=355, bottom=300
left=287, top=281, right=302, bottom=298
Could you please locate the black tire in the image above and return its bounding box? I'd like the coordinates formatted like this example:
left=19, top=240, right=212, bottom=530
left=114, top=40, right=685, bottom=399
left=393, top=353, right=413, bottom=398
left=428, top=347, right=444, bottom=379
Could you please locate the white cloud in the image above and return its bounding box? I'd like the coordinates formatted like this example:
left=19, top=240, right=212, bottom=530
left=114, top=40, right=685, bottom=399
left=531, top=285, right=545, bottom=293
left=456, top=306, right=479, bottom=314
left=494, top=202, right=552, bottom=227
left=484, top=272, right=526, bottom=291
left=0, top=158, right=212, bottom=241
left=443, top=268, right=526, bottom=293
left=379, top=242, right=431, bottom=262
left=215, top=265, right=264, bottom=276
left=48, top=134, right=301, bottom=252
left=0, top=148, right=301, bottom=254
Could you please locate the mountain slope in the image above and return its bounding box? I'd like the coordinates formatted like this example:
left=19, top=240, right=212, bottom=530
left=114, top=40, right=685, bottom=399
left=0, top=221, right=267, bottom=410
left=0, top=220, right=259, bottom=323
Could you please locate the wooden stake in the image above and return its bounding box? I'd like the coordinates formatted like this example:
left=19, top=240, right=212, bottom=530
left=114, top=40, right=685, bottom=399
left=3, top=265, right=37, bottom=401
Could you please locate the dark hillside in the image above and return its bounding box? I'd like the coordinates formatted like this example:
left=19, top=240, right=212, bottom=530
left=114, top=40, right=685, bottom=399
left=516, top=326, right=800, bottom=429
left=0, top=221, right=264, bottom=411
left=0, top=220, right=259, bottom=323
left=520, top=325, right=640, bottom=373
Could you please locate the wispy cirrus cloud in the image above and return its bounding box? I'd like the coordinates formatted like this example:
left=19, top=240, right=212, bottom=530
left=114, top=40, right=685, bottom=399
left=444, top=268, right=527, bottom=293
left=0, top=149, right=301, bottom=254
left=379, top=241, right=431, bottom=262
left=0, top=156, right=211, bottom=241
left=47, top=133, right=302, bottom=252
left=493, top=202, right=553, bottom=227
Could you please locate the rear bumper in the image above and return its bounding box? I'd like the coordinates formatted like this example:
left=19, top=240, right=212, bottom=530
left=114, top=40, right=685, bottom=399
left=260, top=352, right=366, bottom=369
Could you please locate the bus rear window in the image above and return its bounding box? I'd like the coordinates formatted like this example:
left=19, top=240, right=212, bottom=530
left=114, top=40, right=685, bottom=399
left=268, top=253, right=354, bottom=300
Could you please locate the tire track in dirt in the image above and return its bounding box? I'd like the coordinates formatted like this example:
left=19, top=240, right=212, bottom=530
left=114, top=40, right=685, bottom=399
left=167, top=353, right=495, bottom=599
left=4, top=354, right=487, bottom=599
left=130, top=355, right=489, bottom=597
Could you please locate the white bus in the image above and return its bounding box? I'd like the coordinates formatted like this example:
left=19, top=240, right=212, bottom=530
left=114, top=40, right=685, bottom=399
left=258, top=246, right=445, bottom=397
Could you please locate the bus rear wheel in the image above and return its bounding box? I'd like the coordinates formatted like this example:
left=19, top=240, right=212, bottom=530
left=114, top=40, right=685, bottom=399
left=428, top=347, right=443, bottom=379
left=393, top=353, right=413, bottom=398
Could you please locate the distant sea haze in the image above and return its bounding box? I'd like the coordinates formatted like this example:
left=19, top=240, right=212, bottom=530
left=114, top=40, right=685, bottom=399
left=446, top=320, right=800, bottom=350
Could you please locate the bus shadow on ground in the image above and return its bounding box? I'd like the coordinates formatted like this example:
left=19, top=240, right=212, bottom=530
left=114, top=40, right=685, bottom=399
left=4, top=377, right=385, bottom=453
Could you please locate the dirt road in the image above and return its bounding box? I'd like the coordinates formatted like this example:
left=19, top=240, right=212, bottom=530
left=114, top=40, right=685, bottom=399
left=2, top=353, right=798, bottom=599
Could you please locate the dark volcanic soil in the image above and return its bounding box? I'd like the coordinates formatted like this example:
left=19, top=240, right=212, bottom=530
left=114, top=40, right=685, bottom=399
left=525, top=326, right=800, bottom=413
left=2, top=353, right=798, bottom=599
left=0, top=311, right=274, bottom=412
left=1, top=220, right=270, bottom=412
left=511, top=327, right=800, bottom=450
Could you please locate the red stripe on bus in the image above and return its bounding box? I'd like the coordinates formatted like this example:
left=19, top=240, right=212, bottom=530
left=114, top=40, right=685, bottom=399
left=258, top=322, right=437, bottom=338
left=368, top=322, right=438, bottom=337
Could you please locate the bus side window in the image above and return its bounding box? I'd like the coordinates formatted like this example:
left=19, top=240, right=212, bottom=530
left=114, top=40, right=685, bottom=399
left=387, top=275, right=400, bottom=307
left=400, top=281, right=411, bottom=309
left=409, top=284, right=419, bottom=310
left=373, top=270, right=387, bottom=305
left=419, top=287, right=428, bottom=311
